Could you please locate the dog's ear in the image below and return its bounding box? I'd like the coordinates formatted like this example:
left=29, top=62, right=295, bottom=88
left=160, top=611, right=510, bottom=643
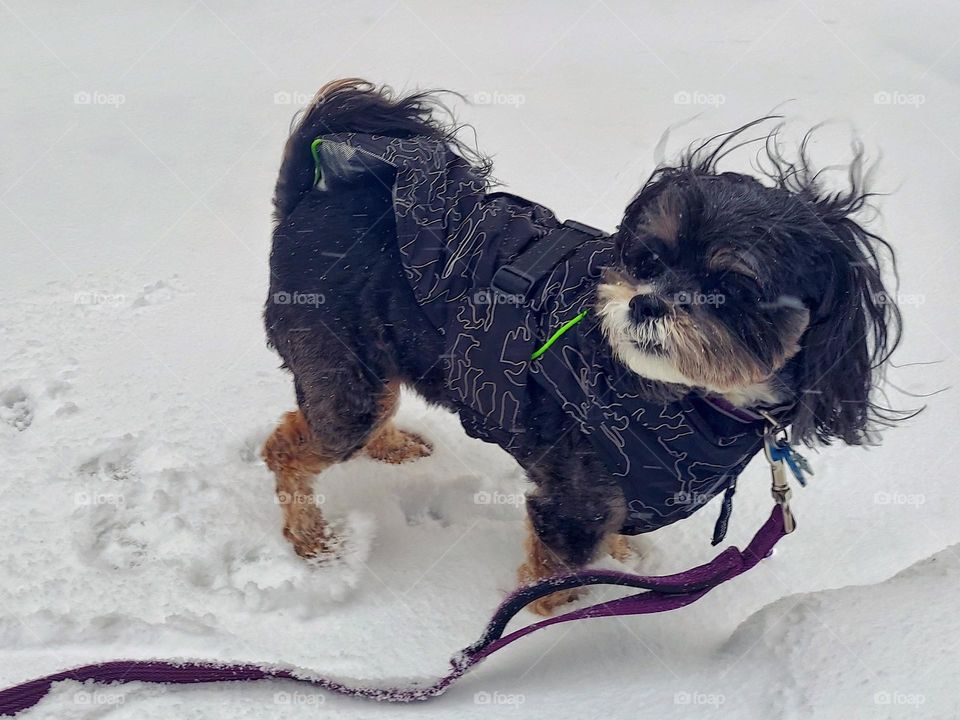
left=789, top=211, right=901, bottom=446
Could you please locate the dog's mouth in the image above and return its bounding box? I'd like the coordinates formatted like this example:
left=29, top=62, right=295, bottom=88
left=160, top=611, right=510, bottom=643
left=596, top=285, right=701, bottom=387
left=631, top=335, right=667, bottom=355
left=628, top=317, right=669, bottom=355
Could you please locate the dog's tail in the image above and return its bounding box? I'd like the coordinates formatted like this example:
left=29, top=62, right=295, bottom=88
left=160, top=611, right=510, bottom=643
left=273, top=78, right=483, bottom=222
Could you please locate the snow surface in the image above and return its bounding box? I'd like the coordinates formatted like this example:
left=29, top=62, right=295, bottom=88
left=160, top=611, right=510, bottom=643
left=2, top=1, right=959, bottom=718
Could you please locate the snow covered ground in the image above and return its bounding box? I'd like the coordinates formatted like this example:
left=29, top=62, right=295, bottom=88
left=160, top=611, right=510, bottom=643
left=2, top=1, right=959, bottom=717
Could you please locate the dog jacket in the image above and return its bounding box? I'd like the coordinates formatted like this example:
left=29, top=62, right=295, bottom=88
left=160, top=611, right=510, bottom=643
left=313, top=133, right=767, bottom=537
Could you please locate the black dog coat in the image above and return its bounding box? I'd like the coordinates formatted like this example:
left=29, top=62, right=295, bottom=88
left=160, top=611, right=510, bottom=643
left=314, top=133, right=767, bottom=538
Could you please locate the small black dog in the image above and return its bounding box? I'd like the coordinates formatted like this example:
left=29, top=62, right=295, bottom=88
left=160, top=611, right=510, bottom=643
left=262, top=79, right=901, bottom=614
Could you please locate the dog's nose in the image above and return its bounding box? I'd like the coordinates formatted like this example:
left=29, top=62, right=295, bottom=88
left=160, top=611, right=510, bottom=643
left=629, top=294, right=667, bottom=322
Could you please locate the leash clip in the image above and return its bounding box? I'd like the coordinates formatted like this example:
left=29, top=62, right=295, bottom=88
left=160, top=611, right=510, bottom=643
left=763, top=423, right=797, bottom=534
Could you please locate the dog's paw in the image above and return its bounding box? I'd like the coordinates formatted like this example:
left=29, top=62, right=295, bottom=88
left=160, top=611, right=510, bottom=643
left=606, top=534, right=634, bottom=562
left=283, top=514, right=339, bottom=561
left=365, top=425, right=433, bottom=464
left=517, top=561, right=586, bottom=616
left=527, top=588, right=585, bottom=617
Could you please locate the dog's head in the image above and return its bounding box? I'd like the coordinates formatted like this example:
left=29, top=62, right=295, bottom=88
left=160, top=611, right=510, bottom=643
left=597, top=122, right=902, bottom=445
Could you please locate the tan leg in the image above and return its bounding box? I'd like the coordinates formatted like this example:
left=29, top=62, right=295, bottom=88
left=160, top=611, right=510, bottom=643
left=262, top=410, right=338, bottom=559
left=364, top=421, right=432, bottom=463
left=362, top=384, right=432, bottom=463
left=606, top=533, right=633, bottom=562
left=516, top=529, right=633, bottom=616
left=516, top=520, right=585, bottom=616
left=263, top=381, right=427, bottom=559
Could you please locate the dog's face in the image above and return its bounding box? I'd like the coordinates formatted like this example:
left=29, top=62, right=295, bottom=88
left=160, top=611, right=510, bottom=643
left=597, top=138, right=902, bottom=446
left=598, top=175, right=810, bottom=403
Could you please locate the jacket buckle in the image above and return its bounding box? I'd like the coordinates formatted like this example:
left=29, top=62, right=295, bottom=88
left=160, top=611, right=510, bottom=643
left=490, top=265, right=534, bottom=299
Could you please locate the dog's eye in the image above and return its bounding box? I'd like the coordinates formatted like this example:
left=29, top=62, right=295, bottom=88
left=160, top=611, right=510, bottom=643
left=729, top=280, right=764, bottom=304
left=708, top=273, right=763, bottom=304
left=622, top=246, right=664, bottom=278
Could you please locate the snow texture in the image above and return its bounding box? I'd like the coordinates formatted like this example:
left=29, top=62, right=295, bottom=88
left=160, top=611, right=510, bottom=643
left=1, top=1, right=959, bottom=718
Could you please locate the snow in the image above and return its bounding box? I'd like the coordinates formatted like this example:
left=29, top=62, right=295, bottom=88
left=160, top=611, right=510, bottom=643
left=1, top=1, right=959, bottom=718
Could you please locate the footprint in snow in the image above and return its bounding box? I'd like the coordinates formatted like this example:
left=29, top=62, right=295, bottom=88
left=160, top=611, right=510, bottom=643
left=72, top=436, right=146, bottom=569
left=0, top=385, right=33, bottom=431
left=131, top=277, right=184, bottom=309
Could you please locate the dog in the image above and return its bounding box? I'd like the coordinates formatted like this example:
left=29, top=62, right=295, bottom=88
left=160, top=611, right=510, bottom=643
left=262, top=79, right=902, bottom=615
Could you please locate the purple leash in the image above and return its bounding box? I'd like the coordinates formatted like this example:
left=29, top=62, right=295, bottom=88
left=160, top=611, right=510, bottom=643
left=0, top=507, right=787, bottom=716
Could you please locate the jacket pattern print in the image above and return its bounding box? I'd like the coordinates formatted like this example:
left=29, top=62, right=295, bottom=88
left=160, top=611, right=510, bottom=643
left=313, top=132, right=767, bottom=536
